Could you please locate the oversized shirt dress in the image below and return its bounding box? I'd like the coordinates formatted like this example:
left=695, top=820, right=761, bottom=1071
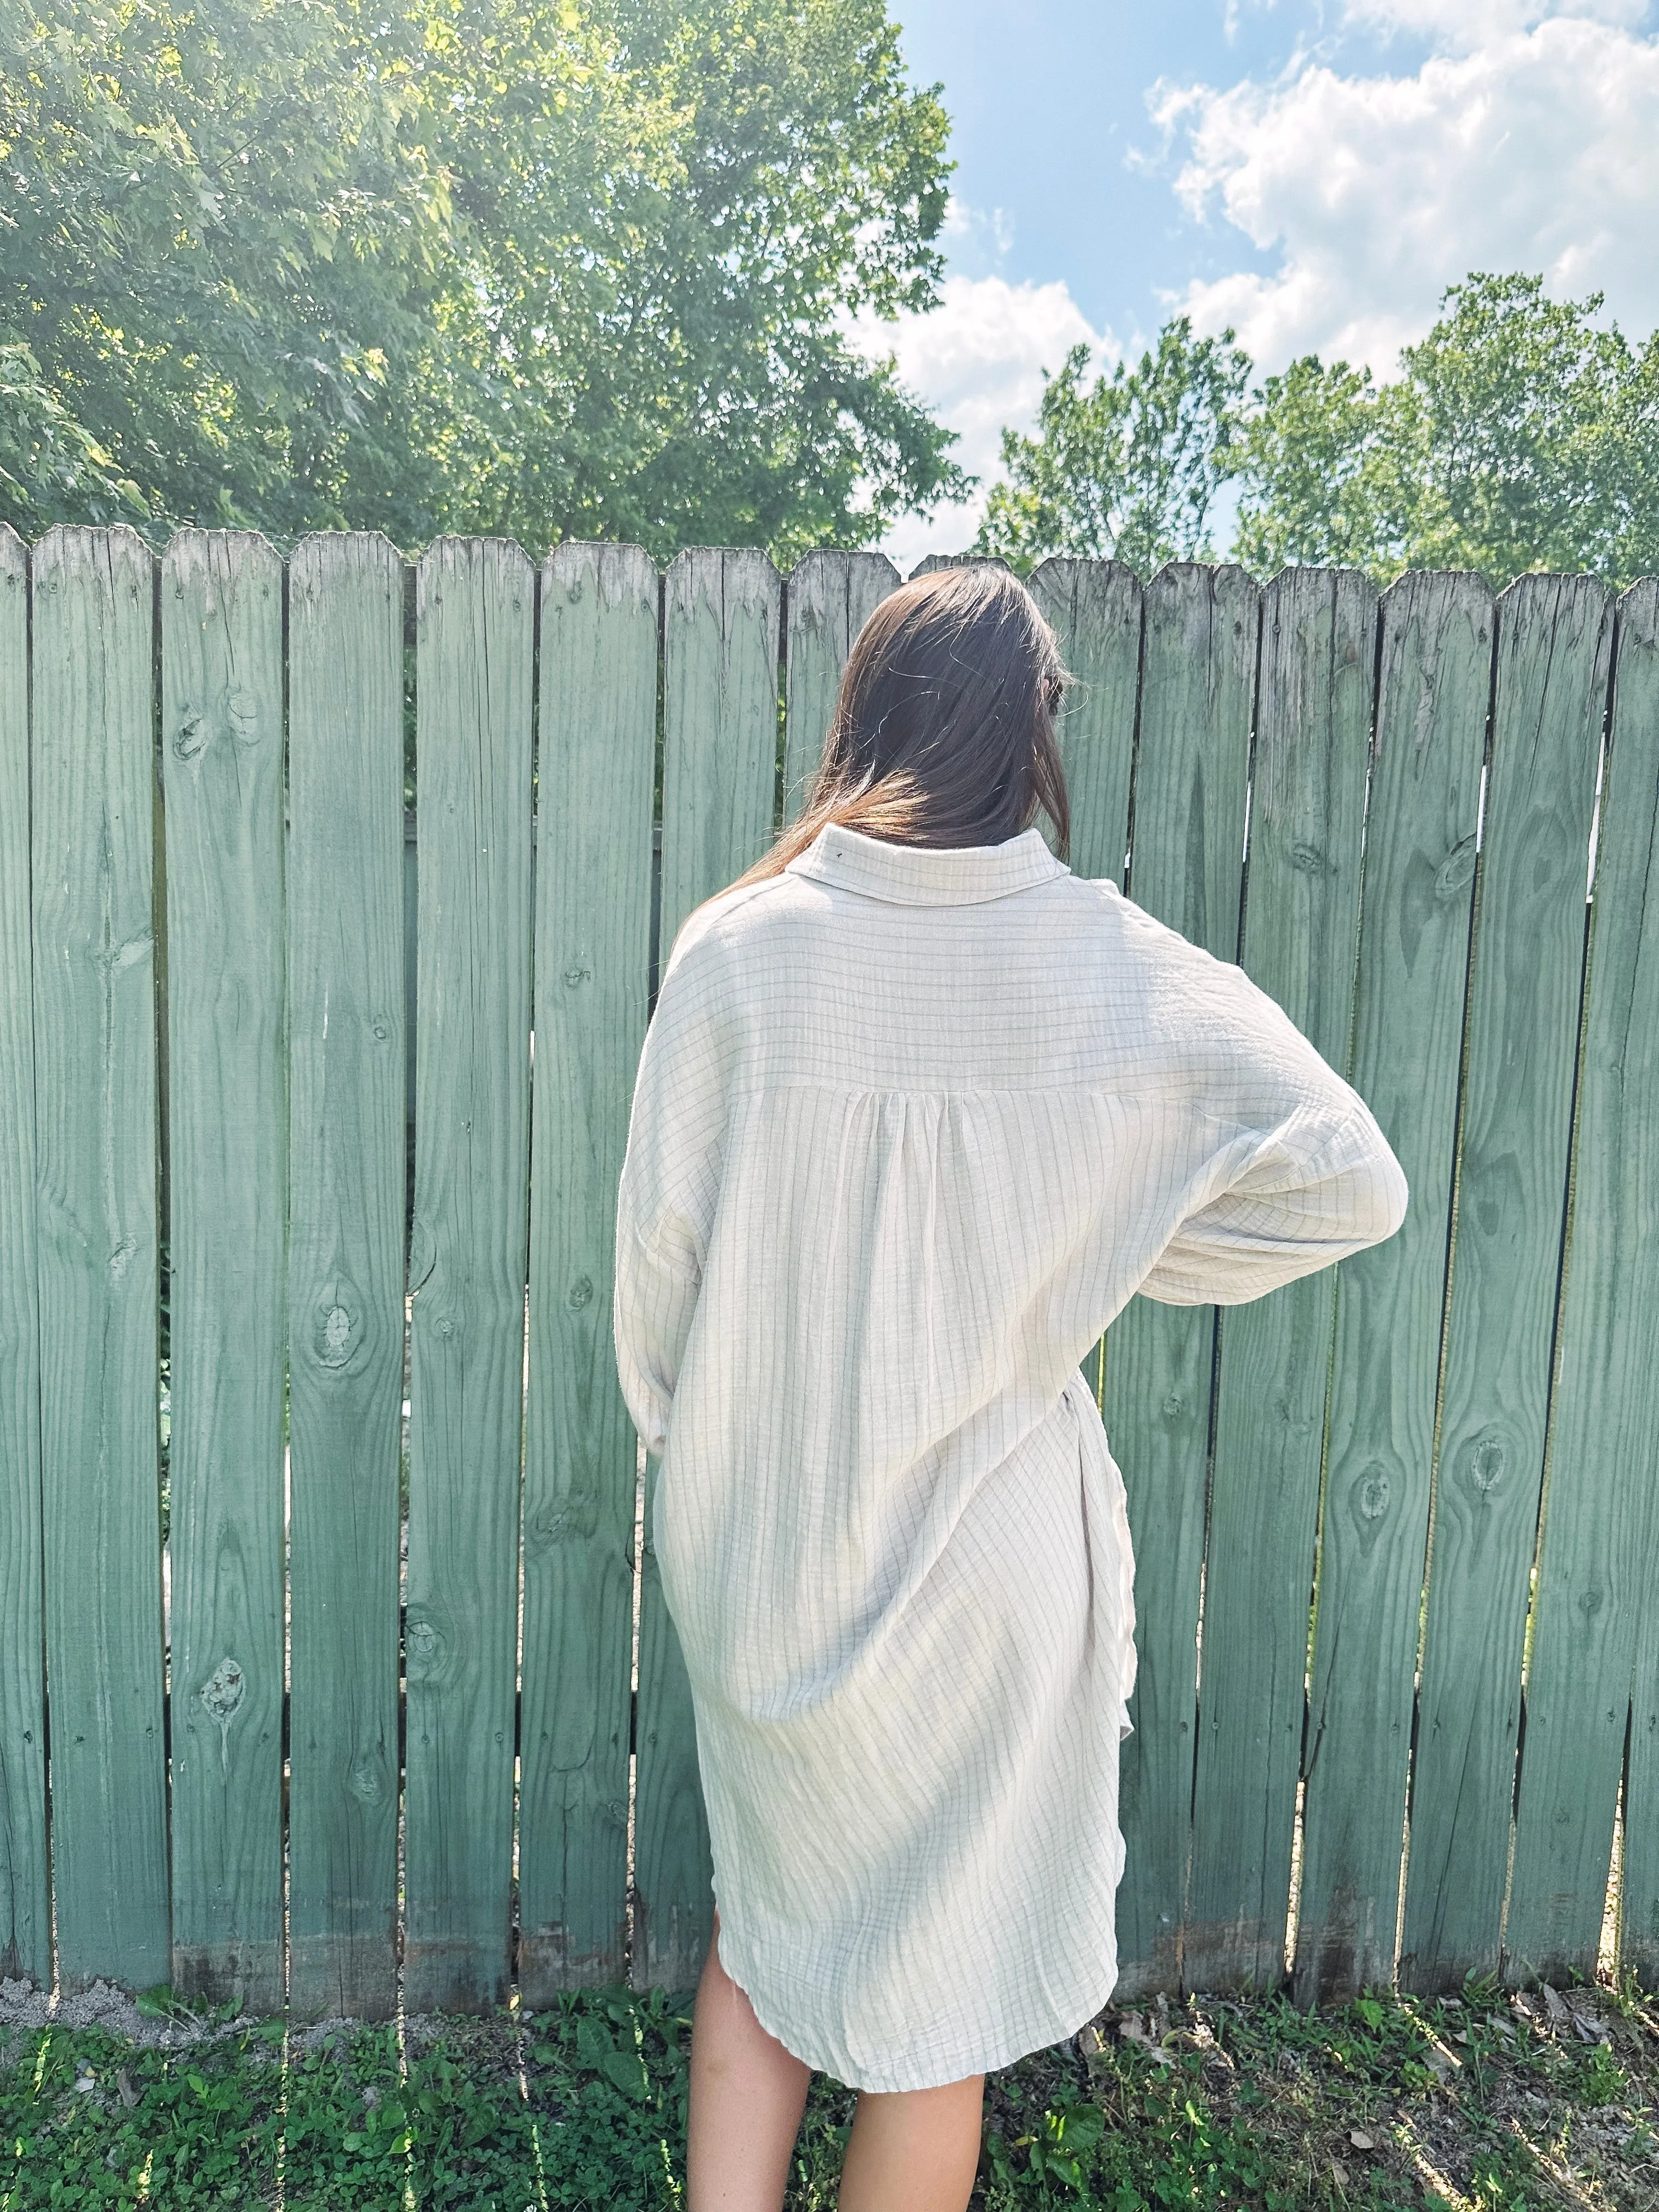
left=612, top=819, right=1408, bottom=2094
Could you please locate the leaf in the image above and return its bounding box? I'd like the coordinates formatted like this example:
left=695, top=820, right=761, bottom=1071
left=598, top=2048, right=649, bottom=2101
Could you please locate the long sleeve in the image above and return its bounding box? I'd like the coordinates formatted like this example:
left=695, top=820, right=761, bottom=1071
left=1137, top=1090, right=1408, bottom=1305
left=611, top=901, right=737, bottom=1458
left=1133, top=941, right=1409, bottom=1308
left=613, top=1188, right=702, bottom=1459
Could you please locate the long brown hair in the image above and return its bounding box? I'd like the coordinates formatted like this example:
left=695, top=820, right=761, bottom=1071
left=731, top=564, right=1073, bottom=893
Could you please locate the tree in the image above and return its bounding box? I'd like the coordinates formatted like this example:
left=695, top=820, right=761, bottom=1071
left=0, top=344, right=148, bottom=533
left=974, top=318, right=1249, bottom=575
left=983, top=274, right=1659, bottom=591
left=0, top=0, right=966, bottom=558
left=1235, top=275, right=1659, bottom=588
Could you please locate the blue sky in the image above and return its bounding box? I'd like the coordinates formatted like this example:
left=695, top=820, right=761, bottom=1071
left=864, top=0, right=1659, bottom=566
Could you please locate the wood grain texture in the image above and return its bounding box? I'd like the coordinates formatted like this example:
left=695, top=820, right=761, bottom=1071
left=518, top=544, right=658, bottom=1997
left=0, top=524, right=48, bottom=1985
left=1187, top=568, right=1376, bottom=1992
left=1028, top=560, right=1141, bottom=891
left=781, top=550, right=898, bottom=823
left=286, top=533, right=405, bottom=2020
left=1632, top=1605, right=1659, bottom=1988
left=1624, top=587, right=1659, bottom=1974
left=1505, top=580, right=1659, bottom=1985
left=656, top=550, right=782, bottom=963
left=161, top=532, right=286, bottom=2009
left=1401, top=576, right=1612, bottom=1993
left=906, top=554, right=1007, bottom=578
left=30, top=526, right=169, bottom=1990
left=1102, top=562, right=1259, bottom=1996
left=1295, top=573, right=1493, bottom=2005
left=634, top=548, right=781, bottom=1991
left=404, top=537, right=534, bottom=2012
left=1029, top=557, right=1143, bottom=1405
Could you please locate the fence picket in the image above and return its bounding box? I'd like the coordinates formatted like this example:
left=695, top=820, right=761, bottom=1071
left=519, top=544, right=659, bottom=1997
left=286, top=533, right=406, bottom=2019
left=161, top=531, right=286, bottom=2009
left=0, top=523, right=47, bottom=1985
left=1295, top=574, right=1492, bottom=2002
left=634, top=548, right=782, bottom=1990
left=1029, top=557, right=1142, bottom=1405
left=1401, top=575, right=1612, bottom=1991
left=1029, top=559, right=1139, bottom=893
left=782, top=550, right=899, bottom=821
left=1186, top=568, right=1376, bottom=1992
left=1102, top=562, right=1258, bottom=1996
left=404, top=538, right=535, bottom=2012
left=30, top=525, right=169, bottom=1990
left=1507, top=580, right=1659, bottom=1984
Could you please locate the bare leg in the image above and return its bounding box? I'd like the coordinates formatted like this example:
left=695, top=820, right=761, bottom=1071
left=686, top=1907, right=812, bottom=2212
left=836, top=2074, right=985, bottom=2212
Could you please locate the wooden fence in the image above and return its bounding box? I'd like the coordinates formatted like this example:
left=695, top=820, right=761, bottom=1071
left=1, top=523, right=1656, bottom=2024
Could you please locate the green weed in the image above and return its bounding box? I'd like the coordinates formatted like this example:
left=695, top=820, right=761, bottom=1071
left=1, top=1977, right=1654, bottom=2210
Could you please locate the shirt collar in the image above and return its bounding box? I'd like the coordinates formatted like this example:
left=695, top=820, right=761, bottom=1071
left=783, top=819, right=1070, bottom=906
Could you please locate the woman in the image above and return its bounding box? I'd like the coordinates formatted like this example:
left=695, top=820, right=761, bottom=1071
left=612, top=565, right=1407, bottom=2211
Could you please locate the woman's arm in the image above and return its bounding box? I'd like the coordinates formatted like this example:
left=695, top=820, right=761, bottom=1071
left=610, top=904, right=736, bottom=1457
left=1134, top=951, right=1408, bottom=1307
left=1137, top=1091, right=1408, bottom=1305
left=612, top=1192, right=701, bottom=1459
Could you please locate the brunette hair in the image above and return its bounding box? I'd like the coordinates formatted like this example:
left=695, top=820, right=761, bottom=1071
left=730, top=563, right=1072, bottom=893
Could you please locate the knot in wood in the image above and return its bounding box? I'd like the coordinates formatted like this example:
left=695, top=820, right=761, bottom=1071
left=200, top=1656, right=245, bottom=1724
left=567, top=1275, right=594, bottom=1311
left=1357, top=1468, right=1391, bottom=1520
left=1435, top=835, right=1478, bottom=900
left=1161, top=1392, right=1183, bottom=1419
left=407, top=1619, right=442, bottom=1673
left=347, top=1759, right=385, bottom=1805
left=563, top=966, right=591, bottom=988
left=317, top=1304, right=354, bottom=1367
left=173, top=715, right=207, bottom=761
left=1466, top=1435, right=1505, bottom=1493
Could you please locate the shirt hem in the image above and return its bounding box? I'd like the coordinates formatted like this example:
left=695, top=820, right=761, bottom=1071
left=713, top=1921, right=1123, bottom=2094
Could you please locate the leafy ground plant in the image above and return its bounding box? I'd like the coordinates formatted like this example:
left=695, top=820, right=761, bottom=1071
left=1, top=1975, right=1654, bottom=2209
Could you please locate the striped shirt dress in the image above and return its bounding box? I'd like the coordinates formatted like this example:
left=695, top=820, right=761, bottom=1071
left=612, top=819, right=1408, bottom=2094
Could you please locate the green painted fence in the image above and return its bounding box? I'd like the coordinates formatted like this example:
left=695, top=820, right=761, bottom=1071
left=1, top=523, right=1656, bottom=2021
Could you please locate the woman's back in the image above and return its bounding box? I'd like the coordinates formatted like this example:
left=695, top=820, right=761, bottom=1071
left=612, top=567, right=1405, bottom=2137
left=612, top=815, right=1404, bottom=2094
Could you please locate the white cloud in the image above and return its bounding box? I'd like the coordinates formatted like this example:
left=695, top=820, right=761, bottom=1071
left=1156, top=12, right=1659, bottom=374
left=1343, top=0, right=1649, bottom=46
left=848, top=270, right=1112, bottom=573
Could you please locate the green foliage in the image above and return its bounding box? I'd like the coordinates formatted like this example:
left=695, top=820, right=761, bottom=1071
left=975, top=320, right=1250, bottom=577
left=0, top=0, right=965, bottom=561
left=984, top=273, right=1659, bottom=591
left=0, top=345, right=148, bottom=532
left=1237, top=274, right=1659, bottom=588
left=5, top=1978, right=1653, bottom=2210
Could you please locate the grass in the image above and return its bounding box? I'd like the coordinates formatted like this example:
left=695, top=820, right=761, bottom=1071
left=2, top=1973, right=1655, bottom=2210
